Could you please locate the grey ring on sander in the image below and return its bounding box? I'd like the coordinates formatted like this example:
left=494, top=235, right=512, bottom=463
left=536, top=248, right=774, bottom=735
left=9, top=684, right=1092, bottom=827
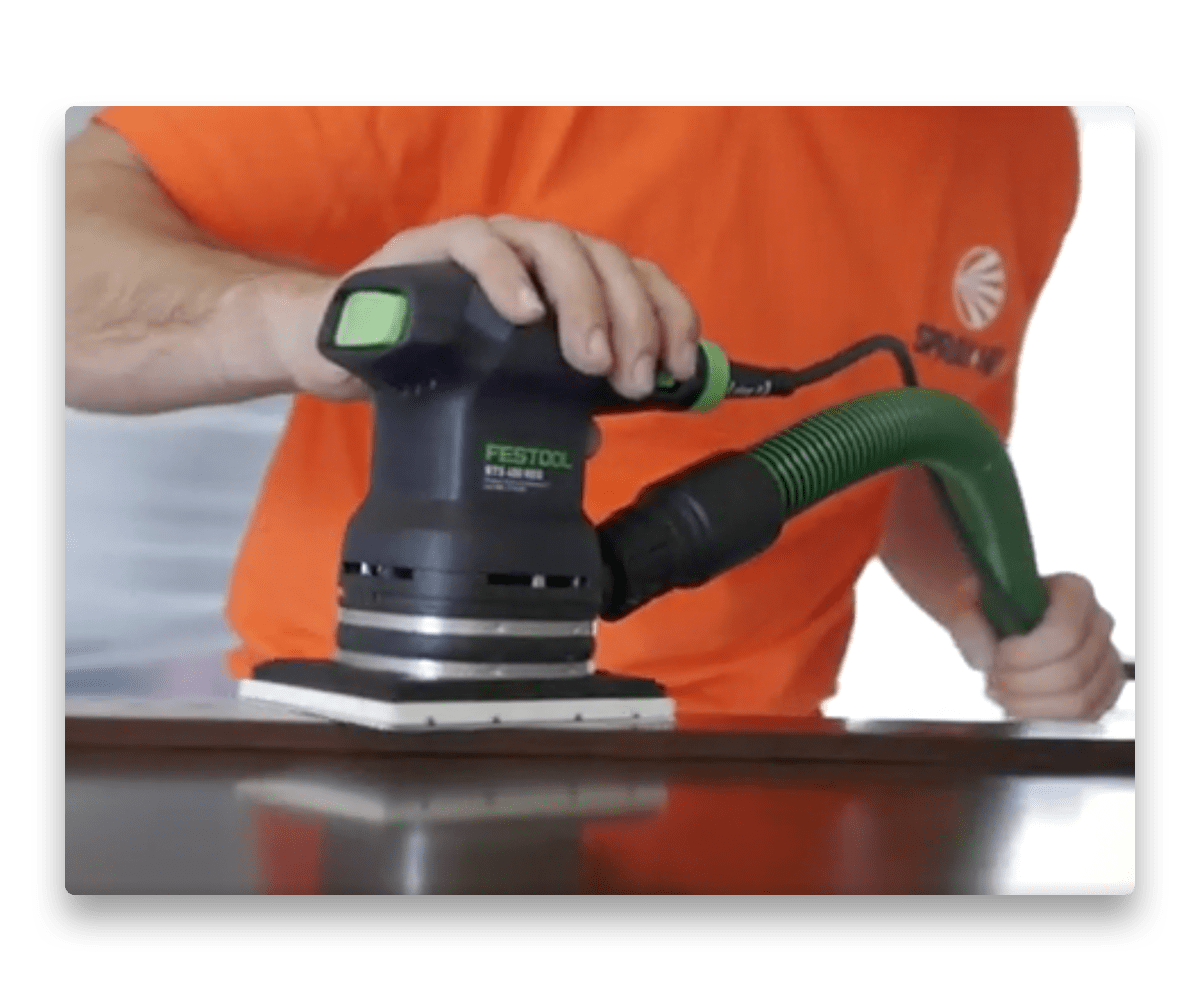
left=338, top=607, right=597, bottom=639
left=335, top=648, right=596, bottom=681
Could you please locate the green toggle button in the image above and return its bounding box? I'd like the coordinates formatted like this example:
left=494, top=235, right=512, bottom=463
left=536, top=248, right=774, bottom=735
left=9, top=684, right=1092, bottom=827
left=334, top=290, right=411, bottom=348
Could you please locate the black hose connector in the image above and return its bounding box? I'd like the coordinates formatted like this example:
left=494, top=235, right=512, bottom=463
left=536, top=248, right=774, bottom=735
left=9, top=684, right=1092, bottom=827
left=598, top=452, right=787, bottom=620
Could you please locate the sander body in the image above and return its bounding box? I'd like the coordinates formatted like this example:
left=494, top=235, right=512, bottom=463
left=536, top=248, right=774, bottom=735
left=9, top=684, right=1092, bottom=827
left=239, top=262, right=1051, bottom=729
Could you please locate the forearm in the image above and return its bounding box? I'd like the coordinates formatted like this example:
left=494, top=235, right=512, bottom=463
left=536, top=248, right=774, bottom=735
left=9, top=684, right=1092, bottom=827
left=65, top=124, right=335, bottom=414
left=877, top=466, right=979, bottom=630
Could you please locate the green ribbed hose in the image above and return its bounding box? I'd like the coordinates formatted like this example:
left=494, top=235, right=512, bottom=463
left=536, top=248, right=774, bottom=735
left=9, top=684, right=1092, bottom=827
left=750, top=387, right=1048, bottom=638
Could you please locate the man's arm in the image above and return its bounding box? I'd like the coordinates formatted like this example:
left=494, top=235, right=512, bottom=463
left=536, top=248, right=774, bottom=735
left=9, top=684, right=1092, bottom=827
left=66, top=120, right=702, bottom=415
left=65, top=122, right=341, bottom=413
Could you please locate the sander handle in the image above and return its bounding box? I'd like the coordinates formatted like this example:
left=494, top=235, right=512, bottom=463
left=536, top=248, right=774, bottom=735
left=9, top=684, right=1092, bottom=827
left=314, top=261, right=735, bottom=416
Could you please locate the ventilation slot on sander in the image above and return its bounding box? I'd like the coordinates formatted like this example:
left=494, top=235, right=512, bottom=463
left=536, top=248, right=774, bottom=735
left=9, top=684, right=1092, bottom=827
left=485, top=572, right=587, bottom=589
left=343, top=562, right=414, bottom=580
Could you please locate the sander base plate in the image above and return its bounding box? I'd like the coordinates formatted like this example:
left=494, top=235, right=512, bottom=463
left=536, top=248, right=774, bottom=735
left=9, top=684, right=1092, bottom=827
left=238, top=659, right=674, bottom=731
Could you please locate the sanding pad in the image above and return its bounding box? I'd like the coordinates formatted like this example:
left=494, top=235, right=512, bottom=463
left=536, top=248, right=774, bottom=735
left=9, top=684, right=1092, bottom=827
left=238, top=659, right=674, bottom=731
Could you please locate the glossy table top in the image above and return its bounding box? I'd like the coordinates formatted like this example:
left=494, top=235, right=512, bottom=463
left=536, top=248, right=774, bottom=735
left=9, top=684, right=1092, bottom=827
left=65, top=659, right=1135, bottom=895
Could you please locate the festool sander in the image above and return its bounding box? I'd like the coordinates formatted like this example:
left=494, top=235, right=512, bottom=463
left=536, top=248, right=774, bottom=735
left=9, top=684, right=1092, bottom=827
left=238, top=261, right=1049, bottom=729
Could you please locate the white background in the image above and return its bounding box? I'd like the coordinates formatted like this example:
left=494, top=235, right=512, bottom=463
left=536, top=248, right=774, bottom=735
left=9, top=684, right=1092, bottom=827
left=64, top=107, right=1136, bottom=724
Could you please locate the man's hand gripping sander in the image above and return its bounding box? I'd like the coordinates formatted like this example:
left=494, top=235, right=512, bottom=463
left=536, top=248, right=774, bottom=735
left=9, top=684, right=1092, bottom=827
left=239, top=262, right=1050, bottom=729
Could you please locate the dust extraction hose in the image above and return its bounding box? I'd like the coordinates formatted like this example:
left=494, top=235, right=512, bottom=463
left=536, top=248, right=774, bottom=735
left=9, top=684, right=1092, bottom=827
left=751, top=387, right=1047, bottom=635
left=599, top=386, right=1049, bottom=639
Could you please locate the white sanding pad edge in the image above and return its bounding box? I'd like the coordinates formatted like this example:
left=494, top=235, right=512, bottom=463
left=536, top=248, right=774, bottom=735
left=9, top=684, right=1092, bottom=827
left=238, top=679, right=675, bottom=731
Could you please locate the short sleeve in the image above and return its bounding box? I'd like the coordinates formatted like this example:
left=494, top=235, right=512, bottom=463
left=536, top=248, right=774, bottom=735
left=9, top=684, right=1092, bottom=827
left=1008, top=109, right=1082, bottom=304
left=95, top=107, right=399, bottom=270
left=968, top=108, right=1081, bottom=444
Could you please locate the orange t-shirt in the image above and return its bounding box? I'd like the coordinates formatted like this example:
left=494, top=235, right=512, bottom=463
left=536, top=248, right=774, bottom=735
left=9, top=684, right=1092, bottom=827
left=96, top=107, right=1079, bottom=717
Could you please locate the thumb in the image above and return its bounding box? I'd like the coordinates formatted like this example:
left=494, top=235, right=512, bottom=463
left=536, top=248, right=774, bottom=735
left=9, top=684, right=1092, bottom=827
left=952, top=614, right=998, bottom=673
left=947, top=578, right=997, bottom=673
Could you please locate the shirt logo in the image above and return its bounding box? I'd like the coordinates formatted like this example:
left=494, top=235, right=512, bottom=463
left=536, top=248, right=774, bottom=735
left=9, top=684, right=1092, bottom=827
left=914, top=323, right=1005, bottom=376
left=953, top=246, right=1007, bottom=331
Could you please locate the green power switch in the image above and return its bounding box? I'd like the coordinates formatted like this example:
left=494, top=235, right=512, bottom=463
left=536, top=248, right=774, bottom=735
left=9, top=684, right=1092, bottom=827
left=334, top=290, right=411, bottom=348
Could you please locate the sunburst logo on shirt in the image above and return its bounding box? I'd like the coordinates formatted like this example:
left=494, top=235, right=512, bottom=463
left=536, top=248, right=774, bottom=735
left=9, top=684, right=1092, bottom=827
left=953, top=246, right=1007, bottom=331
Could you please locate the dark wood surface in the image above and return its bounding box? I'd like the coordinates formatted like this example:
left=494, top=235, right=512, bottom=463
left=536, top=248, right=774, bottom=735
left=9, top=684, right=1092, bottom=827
left=66, top=709, right=1133, bottom=773
left=64, top=660, right=1135, bottom=894
left=66, top=746, right=1133, bottom=894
